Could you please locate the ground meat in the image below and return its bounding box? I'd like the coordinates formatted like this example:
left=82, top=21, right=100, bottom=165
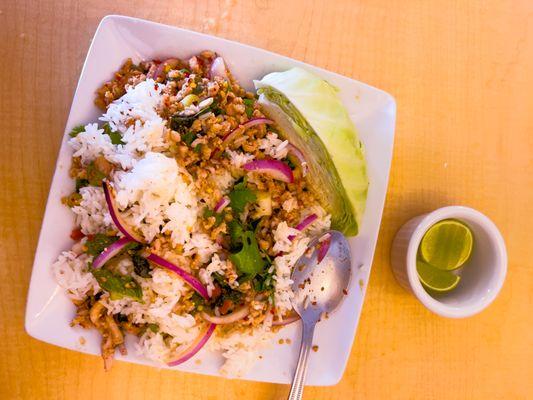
left=94, top=58, right=144, bottom=110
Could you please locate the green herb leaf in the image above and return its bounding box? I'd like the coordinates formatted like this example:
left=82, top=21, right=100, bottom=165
left=229, top=231, right=266, bottom=276
left=203, top=208, right=224, bottom=226
left=147, top=323, right=159, bottom=333
left=132, top=253, right=151, bottom=278
left=69, top=125, right=85, bottom=138
left=215, top=289, right=242, bottom=307
left=243, top=98, right=254, bottom=118
left=212, top=272, right=227, bottom=286
left=75, top=178, right=89, bottom=192
left=103, top=123, right=124, bottom=145
left=124, top=242, right=142, bottom=252
left=237, top=273, right=254, bottom=285
left=190, top=292, right=206, bottom=308
left=229, top=181, right=256, bottom=214
left=181, top=131, right=197, bottom=146
left=192, top=84, right=204, bottom=95
left=92, top=268, right=143, bottom=301
left=86, top=161, right=107, bottom=186
left=228, top=220, right=245, bottom=248
left=85, top=234, right=118, bottom=256
left=194, top=144, right=203, bottom=153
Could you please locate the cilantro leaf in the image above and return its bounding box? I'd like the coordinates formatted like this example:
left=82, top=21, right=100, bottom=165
left=203, top=208, right=224, bottom=226
left=229, top=231, right=266, bottom=276
left=92, top=268, right=143, bottom=302
left=69, top=125, right=85, bottom=138
left=228, top=181, right=256, bottom=214
left=103, top=123, right=124, bottom=145
left=86, top=161, right=107, bottom=186
left=243, top=98, right=254, bottom=118
left=228, top=220, right=245, bottom=248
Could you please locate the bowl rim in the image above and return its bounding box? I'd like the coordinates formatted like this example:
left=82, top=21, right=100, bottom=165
left=405, top=206, right=507, bottom=318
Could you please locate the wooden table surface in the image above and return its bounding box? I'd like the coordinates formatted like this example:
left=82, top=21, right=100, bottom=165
left=1, top=1, right=532, bottom=399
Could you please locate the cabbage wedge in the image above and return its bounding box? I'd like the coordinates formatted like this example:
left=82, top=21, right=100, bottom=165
left=254, top=68, right=368, bottom=236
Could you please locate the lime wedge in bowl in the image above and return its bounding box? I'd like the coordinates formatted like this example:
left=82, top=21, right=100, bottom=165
left=419, top=219, right=473, bottom=270
left=416, top=260, right=461, bottom=292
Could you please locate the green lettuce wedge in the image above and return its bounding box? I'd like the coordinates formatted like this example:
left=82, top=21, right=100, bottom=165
left=254, top=67, right=368, bottom=236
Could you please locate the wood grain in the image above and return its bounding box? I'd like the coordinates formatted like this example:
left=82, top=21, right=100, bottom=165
left=1, top=0, right=532, bottom=399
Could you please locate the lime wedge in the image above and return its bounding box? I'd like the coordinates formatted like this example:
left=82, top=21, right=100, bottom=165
left=419, top=219, right=473, bottom=270
left=417, top=260, right=461, bottom=292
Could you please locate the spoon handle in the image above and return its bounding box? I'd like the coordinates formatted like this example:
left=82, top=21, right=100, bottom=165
left=287, top=321, right=316, bottom=400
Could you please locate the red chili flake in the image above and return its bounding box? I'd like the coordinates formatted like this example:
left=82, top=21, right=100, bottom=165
left=70, top=228, right=85, bottom=241
left=211, top=285, right=222, bottom=299
left=342, top=289, right=348, bottom=295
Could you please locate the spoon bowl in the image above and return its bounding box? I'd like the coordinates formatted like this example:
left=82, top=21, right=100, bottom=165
left=291, top=231, right=352, bottom=321
left=287, top=230, right=352, bottom=400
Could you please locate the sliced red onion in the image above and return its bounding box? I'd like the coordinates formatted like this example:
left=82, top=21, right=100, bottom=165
left=148, top=58, right=180, bottom=80
left=209, top=57, right=228, bottom=80
left=147, top=253, right=209, bottom=300
left=201, top=305, right=250, bottom=325
left=214, top=197, right=230, bottom=213
left=102, top=181, right=145, bottom=243
left=272, top=313, right=300, bottom=326
left=287, top=143, right=308, bottom=175
left=146, top=62, right=159, bottom=79
left=317, top=237, right=331, bottom=263
left=296, top=213, right=318, bottom=231
left=167, top=322, right=216, bottom=366
left=153, top=63, right=165, bottom=80
left=288, top=213, right=319, bottom=240
left=92, top=237, right=135, bottom=269
left=243, top=159, right=294, bottom=183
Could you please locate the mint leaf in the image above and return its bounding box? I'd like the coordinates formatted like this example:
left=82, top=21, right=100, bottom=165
left=92, top=268, right=143, bottom=302
left=85, top=234, right=118, bottom=256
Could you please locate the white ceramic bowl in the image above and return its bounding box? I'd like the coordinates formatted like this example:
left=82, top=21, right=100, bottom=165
left=391, top=206, right=507, bottom=318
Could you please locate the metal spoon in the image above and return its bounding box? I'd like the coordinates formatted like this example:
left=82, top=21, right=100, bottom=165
left=287, top=231, right=352, bottom=400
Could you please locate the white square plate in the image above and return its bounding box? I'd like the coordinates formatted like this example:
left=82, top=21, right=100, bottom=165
left=25, top=15, right=395, bottom=385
